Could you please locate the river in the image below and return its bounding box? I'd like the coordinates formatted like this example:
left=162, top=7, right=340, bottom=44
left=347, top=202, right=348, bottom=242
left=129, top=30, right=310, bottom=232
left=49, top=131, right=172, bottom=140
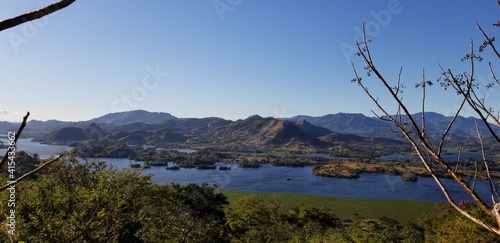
left=1, top=138, right=497, bottom=203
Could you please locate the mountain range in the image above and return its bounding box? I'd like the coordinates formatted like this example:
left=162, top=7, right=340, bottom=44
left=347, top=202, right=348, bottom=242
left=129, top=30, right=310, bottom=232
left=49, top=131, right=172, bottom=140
left=289, top=112, right=500, bottom=140
left=0, top=110, right=497, bottom=152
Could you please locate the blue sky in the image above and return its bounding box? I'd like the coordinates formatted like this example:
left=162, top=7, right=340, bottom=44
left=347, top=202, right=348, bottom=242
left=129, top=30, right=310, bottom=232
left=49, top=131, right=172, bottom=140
left=0, top=0, right=499, bottom=122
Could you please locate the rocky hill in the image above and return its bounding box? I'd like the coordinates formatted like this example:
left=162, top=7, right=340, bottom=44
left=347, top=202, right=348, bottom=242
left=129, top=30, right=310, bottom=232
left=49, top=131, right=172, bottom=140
left=191, top=115, right=327, bottom=150
left=89, top=110, right=176, bottom=125
left=4, top=110, right=497, bottom=153
left=35, top=113, right=405, bottom=152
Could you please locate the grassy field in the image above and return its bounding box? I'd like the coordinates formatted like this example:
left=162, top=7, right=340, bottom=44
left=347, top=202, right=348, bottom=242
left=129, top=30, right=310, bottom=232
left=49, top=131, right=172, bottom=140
left=218, top=190, right=440, bottom=223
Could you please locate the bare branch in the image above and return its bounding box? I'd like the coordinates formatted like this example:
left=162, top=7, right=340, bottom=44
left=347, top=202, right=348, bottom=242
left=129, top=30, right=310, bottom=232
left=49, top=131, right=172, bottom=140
left=0, top=112, right=30, bottom=168
left=351, top=22, right=500, bottom=234
left=454, top=146, right=463, bottom=173
left=438, top=97, right=467, bottom=156
left=489, top=62, right=500, bottom=87
left=421, top=70, right=426, bottom=139
left=394, top=67, right=404, bottom=96
left=442, top=64, right=500, bottom=143
left=0, top=154, right=63, bottom=192
left=356, top=26, right=423, bottom=139
left=0, top=0, right=76, bottom=32
left=477, top=22, right=500, bottom=59
left=475, top=120, right=500, bottom=204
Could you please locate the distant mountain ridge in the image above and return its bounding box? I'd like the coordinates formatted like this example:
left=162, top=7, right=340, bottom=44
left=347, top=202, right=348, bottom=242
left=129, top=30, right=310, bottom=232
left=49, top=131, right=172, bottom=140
left=1, top=110, right=498, bottom=149
left=89, top=110, right=176, bottom=125
left=35, top=113, right=406, bottom=153
left=289, top=113, right=392, bottom=138
left=288, top=112, right=500, bottom=140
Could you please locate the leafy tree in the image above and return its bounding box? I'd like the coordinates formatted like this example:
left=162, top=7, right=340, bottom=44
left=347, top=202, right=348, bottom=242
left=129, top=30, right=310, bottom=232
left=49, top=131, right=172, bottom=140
left=13, top=159, right=152, bottom=242
left=225, top=194, right=292, bottom=242
left=286, top=204, right=341, bottom=241
left=8, top=151, right=40, bottom=177
left=414, top=203, right=498, bottom=242
left=1, top=155, right=229, bottom=242
left=398, top=221, right=425, bottom=243
left=227, top=194, right=346, bottom=243
left=142, top=183, right=229, bottom=242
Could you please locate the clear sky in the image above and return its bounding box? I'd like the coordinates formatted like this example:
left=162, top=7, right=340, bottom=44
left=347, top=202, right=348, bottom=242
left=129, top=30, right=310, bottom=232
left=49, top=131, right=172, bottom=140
left=0, top=0, right=499, bottom=122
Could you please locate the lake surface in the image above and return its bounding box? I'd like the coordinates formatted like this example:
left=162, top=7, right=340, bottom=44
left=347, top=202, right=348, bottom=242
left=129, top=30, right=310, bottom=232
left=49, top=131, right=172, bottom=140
left=378, top=152, right=497, bottom=161
left=119, top=161, right=492, bottom=203
left=2, top=138, right=498, bottom=203
left=0, top=138, right=70, bottom=159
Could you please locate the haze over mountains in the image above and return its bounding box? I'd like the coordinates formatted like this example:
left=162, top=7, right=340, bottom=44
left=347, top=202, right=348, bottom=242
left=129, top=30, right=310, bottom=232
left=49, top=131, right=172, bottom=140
left=289, top=112, right=500, bottom=140
left=0, top=110, right=497, bottom=152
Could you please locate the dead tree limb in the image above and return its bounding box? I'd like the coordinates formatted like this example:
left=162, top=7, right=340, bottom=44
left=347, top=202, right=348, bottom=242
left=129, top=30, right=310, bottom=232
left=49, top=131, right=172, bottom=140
left=0, top=0, right=76, bottom=32
left=0, top=112, right=29, bottom=168
left=0, top=154, right=63, bottom=192
left=0, top=111, right=64, bottom=191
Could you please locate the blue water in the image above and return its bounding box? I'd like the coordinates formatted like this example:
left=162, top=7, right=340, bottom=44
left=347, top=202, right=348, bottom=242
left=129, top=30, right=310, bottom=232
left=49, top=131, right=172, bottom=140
left=377, top=152, right=497, bottom=161
left=0, top=138, right=70, bottom=159
left=3, top=138, right=498, bottom=203
left=98, top=160, right=496, bottom=203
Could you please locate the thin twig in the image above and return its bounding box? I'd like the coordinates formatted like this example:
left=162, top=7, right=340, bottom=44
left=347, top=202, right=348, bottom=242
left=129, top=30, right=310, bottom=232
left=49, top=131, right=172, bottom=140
left=454, top=146, right=463, bottom=173
left=490, top=62, right=500, bottom=87
left=421, top=69, right=426, bottom=139
left=471, top=160, right=478, bottom=190
left=395, top=67, right=403, bottom=96
left=475, top=120, right=500, bottom=203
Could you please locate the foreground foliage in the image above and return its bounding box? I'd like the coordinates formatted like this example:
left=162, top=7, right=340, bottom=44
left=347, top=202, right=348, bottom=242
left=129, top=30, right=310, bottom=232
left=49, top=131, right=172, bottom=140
left=226, top=195, right=499, bottom=243
left=2, top=155, right=228, bottom=242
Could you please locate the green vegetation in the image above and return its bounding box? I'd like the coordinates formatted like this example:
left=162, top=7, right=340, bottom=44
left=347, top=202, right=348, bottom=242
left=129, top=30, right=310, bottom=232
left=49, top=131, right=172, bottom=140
left=312, top=158, right=500, bottom=180
left=401, top=172, right=418, bottom=181
left=219, top=190, right=435, bottom=222
left=224, top=194, right=499, bottom=242
left=1, top=157, right=228, bottom=242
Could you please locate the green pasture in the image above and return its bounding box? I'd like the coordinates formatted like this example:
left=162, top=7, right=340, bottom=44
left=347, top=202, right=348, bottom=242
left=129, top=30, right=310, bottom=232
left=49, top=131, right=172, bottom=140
left=219, top=190, right=439, bottom=222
